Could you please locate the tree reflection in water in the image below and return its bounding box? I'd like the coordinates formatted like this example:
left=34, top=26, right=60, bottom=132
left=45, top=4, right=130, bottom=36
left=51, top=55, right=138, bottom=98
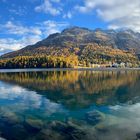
left=0, top=70, right=140, bottom=140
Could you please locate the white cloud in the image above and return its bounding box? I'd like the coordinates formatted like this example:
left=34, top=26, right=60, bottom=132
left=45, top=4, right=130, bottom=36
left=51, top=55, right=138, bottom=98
left=75, top=0, right=140, bottom=32
left=1, top=20, right=68, bottom=37
left=63, top=12, right=72, bottom=19
left=0, top=35, right=41, bottom=53
left=0, top=21, right=43, bottom=55
left=1, top=21, right=42, bottom=36
left=35, top=0, right=62, bottom=16
left=0, top=20, right=69, bottom=55
left=35, top=0, right=73, bottom=19
left=9, top=6, right=27, bottom=16
left=41, top=20, right=69, bottom=36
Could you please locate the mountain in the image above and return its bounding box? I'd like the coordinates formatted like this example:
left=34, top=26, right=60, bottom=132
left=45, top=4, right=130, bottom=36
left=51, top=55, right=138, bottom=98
left=0, top=26, right=140, bottom=68
left=2, top=27, right=140, bottom=58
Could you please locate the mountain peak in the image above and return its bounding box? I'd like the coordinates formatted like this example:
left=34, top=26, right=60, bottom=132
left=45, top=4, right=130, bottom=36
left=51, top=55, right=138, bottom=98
left=62, top=26, right=91, bottom=35
left=1, top=26, right=140, bottom=60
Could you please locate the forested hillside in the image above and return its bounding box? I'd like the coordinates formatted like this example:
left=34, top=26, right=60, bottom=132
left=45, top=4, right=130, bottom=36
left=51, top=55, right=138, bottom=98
left=0, top=27, right=140, bottom=68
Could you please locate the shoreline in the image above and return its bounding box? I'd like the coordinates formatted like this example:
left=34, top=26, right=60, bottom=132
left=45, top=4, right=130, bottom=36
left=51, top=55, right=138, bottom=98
left=0, top=67, right=140, bottom=73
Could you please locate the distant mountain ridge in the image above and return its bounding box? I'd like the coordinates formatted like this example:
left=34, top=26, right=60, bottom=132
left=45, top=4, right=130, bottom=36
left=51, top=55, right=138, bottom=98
left=0, top=26, right=140, bottom=68
left=1, top=26, right=140, bottom=59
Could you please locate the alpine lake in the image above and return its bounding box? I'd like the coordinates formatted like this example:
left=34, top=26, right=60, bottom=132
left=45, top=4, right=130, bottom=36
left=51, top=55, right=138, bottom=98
left=0, top=69, right=140, bottom=140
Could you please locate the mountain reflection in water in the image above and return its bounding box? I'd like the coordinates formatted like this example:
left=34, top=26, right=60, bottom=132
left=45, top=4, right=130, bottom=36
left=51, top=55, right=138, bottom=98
left=0, top=70, right=140, bottom=140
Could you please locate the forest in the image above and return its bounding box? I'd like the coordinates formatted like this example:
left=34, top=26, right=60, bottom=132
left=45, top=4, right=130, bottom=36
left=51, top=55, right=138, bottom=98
left=0, top=44, right=140, bottom=68
left=0, top=55, right=79, bottom=69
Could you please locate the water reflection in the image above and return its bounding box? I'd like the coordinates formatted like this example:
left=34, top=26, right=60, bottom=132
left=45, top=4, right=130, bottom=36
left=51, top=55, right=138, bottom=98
left=0, top=70, right=140, bottom=140
left=0, top=71, right=140, bottom=108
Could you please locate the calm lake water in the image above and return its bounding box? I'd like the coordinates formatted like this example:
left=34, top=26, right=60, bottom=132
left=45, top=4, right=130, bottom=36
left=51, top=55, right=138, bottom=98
left=0, top=70, right=140, bottom=140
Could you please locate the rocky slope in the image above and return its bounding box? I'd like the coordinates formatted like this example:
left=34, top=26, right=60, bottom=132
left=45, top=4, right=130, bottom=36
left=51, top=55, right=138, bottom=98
left=1, top=27, right=140, bottom=65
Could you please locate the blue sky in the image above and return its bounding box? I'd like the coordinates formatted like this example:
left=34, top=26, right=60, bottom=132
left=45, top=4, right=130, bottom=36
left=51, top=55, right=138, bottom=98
left=0, top=0, right=140, bottom=55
